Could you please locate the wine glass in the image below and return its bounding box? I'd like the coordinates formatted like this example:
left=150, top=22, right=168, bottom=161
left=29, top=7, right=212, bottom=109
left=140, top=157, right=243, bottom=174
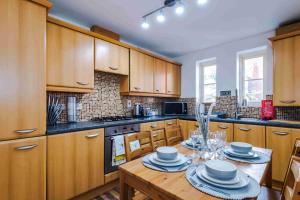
left=189, top=130, right=200, bottom=162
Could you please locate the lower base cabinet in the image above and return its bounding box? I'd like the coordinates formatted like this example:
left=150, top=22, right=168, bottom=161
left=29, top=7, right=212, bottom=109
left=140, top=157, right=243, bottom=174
left=209, top=122, right=234, bottom=142
left=47, top=129, right=104, bottom=200
left=0, top=137, right=46, bottom=200
left=234, top=124, right=266, bottom=148
left=266, top=127, right=300, bottom=182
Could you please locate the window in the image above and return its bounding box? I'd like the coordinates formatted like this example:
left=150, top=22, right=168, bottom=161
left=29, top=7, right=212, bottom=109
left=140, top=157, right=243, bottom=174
left=238, top=47, right=266, bottom=106
left=196, top=58, right=217, bottom=103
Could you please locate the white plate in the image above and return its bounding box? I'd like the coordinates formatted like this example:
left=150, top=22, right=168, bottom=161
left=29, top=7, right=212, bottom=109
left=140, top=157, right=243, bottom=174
left=153, top=153, right=181, bottom=163
left=224, top=148, right=259, bottom=158
left=149, top=153, right=188, bottom=167
left=196, top=165, right=250, bottom=189
left=197, top=168, right=240, bottom=185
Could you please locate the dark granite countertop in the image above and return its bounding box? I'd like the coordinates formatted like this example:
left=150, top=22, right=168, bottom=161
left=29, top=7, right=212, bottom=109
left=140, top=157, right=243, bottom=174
left=47, top=115, right=300, bottom=135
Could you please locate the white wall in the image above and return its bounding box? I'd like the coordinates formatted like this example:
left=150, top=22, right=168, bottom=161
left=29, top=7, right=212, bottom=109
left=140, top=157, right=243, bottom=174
left=176, top=31, right=275, bottom=98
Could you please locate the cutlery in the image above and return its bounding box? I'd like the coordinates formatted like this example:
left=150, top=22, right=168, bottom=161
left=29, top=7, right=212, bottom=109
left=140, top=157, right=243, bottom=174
left=143, top=160, right=169, bottom=172
left=190, top=170, right=231, bottom=197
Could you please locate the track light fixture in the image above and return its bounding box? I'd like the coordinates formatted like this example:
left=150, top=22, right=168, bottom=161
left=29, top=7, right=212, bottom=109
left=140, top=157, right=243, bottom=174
left=141, top=0, right=209, bottom=29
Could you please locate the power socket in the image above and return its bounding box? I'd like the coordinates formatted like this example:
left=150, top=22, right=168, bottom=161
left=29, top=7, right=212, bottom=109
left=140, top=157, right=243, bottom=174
left=127, top=100, right=132, bottom=108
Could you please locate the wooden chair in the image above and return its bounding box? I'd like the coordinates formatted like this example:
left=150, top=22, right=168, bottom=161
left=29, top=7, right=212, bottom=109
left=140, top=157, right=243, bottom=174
left=124, top=131, right=153, bottom=161
left=292, top=138, right=300, bottom=157
left=258, top=156, right=300, bottom=200
left=150, top=129, right=166, bottom=150
left=165, top=125, right=183, bottom=146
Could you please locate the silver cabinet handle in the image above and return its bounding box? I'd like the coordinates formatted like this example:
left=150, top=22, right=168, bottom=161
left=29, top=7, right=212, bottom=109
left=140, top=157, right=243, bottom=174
left=239, top=128, right=251, bottom=132
left=280, top=100, right=296, bottom=104
left=16, top=144, right=38, bottom=150
left=218, top=125, right=228, bottom=129
left=167, top=122, right=173, bottom=125
left=109, top=66, right=118, bottom=70
left=15, top=128, right=37, bottom=134
left=85, top=134, right=99, bottom=139
left=134, top=87, right=141, bottom=90
left=273, top=131, right=289, bottom=136
left=151, top=124, right=157, bottom=128
left=168, top=91, right=172, bottom=93
left=76, top=81, right=89, bottom=85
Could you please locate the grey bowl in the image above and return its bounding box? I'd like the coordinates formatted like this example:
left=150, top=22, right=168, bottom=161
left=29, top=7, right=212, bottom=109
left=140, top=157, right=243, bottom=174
left=231, top=142, right=253, bottom=154
left=204, top=160, right=237, bottom=180
left=156, top=146, right=178, bottom=160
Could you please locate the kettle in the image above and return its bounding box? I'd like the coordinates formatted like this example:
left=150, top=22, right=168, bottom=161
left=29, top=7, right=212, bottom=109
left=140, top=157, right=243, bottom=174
left=133, top=104, right=143, bottom=117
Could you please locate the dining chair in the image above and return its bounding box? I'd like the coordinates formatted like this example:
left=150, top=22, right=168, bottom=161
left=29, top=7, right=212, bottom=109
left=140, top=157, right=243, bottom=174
left=150, top=129, right=166, bottom=150
left=292, top=138, right=300, bottom=157
left=258, top=156, right=300, bottom=200
left=165, top=125, right=183, bottom=146
left=124, top=131, right=153, bottom=161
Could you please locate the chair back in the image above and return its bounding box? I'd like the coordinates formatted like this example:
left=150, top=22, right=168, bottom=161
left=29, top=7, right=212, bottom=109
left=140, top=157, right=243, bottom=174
left=293, top=139, right=300, bottom=157
left=282, top=156, right=300, bottom=200
left=150, top=129, right=166, bottom=150
left=124, top=131, right=153, bottom=161
left=165, top=125, right=183, bottom=146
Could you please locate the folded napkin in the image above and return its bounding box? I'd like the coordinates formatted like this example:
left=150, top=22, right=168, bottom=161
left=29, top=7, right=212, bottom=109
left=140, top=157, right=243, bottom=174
left=186, top=166, right=260, bottom=200
left=223, top=150, right=270, bottom=164
left=112, top=135, right=126, bottom=166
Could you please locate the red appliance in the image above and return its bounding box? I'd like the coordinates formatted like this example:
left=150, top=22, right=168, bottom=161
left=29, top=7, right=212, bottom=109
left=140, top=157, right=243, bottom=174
left=261, top=100, right=275, bottom=120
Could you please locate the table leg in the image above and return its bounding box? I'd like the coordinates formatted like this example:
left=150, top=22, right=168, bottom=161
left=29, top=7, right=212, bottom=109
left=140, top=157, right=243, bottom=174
left=266, top=156, right=272, bottom=188
left=119, top=171, right=133, bottom=200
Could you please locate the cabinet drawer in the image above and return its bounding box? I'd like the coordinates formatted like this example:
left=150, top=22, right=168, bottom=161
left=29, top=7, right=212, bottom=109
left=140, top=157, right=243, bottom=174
left=165, top=119, right=178, bottom=127
left=234, top=124, right=265, bottom=148
left=209, top=122, right=233, bottom=142
left=151, top=129, right=165, bottom=142
left=141, top=121, right=165, bottom=131
left=153, top=140, right=166, bottom=150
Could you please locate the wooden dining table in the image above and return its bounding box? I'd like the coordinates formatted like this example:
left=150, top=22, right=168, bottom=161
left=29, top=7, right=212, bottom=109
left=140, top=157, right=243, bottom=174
left=119, top=144, right=272, bottom=200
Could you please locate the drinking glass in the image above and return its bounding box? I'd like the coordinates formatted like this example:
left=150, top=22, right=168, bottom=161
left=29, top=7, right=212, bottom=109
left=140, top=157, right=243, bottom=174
left=189, top=130, right=200, bottom=162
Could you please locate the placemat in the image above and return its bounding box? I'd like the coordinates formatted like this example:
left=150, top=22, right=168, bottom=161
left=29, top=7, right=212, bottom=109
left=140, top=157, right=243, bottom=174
left=223, top=150, right=270, bottom=164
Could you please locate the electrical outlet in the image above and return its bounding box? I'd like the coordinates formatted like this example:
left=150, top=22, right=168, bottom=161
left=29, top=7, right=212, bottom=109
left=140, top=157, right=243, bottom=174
left=127, top=100, right=132, bottom=108
left=76, top=103, right=82, bottom=110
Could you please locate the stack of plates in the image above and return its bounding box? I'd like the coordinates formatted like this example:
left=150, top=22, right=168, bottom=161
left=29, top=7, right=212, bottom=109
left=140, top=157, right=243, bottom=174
left=224, top=142, right=260, bottom=159
left=196, top=160, right=250, bottom=189
left=185, top=138, right=202, bottom=147
left=148, top=152, right=188, bottom=167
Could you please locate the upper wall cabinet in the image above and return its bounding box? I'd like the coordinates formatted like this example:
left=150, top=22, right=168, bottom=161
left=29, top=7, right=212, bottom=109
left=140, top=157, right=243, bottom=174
left=0, top=0, right=47, bottom=141
left=130, top=49, right=154, bottom=93
left=154, top=58, right=167, bottom=94
left=47, top=22, right=94, bottom=93
left=273, top=35, right=300, bottom=106
left=166, top=63, right=181, bottom=96
left=95, top=39, right=129, bottom=75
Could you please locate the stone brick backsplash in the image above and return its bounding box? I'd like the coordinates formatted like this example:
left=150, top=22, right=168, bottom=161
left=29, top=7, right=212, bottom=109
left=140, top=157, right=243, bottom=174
left=48, top=72, right=300, bottom=123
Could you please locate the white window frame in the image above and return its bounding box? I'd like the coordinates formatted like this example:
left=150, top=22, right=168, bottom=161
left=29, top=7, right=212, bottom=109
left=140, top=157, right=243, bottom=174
left=196, top=58, right=217, bottom=103
left=237, top=46, right=267, bottom=107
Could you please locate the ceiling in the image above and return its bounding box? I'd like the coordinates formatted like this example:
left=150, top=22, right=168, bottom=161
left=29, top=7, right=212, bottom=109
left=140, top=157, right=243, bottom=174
left=49, top=0, right=300, bottom=58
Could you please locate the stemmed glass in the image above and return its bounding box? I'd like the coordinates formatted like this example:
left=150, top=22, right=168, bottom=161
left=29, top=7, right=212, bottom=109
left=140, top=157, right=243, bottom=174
left=189, top=130, right=200, bottom=163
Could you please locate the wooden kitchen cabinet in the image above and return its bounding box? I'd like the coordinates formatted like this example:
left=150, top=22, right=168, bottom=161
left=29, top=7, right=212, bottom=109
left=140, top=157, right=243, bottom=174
left=166, top=63, right=181, bottom=96
left=141, top=121, right=165, bottom=131
left=95, top=39, right=129, bottom=75
left=179, top=120, right=189, bottom=140
left=273, top=35, right=300, bottom=106
left=209, top=122, right=234, bottom=142
left=266, top=127, right=300, bottom=182
left=187, top=121, right=199, bottom=135
left=0, top=137, right=46, bottom=200
left=234, top=124, right=266, bottom=148
left=165, top=119, right=178, bottom=128
left=0, top=0, right=47, bottom=141
left=47, top=129, right=104, bottom=200
left=129, top=49, right=154, bottom=93
left=47, top=22, right=94, bottom=92
left=154, top=58, right=167, bottom=94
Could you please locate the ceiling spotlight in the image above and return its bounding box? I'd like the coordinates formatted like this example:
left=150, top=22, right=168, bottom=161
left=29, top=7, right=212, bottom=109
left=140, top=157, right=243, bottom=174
left=197, top=0, right=208, bottom=5
left=156, top=10, right=166, bottom=23
left=175, top=1, right=184, bottom=15
left=141, top=18, right=149, bottom=29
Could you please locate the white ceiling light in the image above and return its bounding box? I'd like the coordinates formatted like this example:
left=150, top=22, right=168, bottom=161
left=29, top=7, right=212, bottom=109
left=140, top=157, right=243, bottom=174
left=197, top=0, right=208, bottom=5
left=156, top=10, right=166, bottom=23
left=175, top=1, right=185, bottom=15
left=141, top=18, right=149, bottom=29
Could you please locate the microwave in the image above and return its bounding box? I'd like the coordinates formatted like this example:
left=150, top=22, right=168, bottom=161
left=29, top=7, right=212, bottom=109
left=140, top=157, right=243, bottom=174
left=162, top=102, right=188, bottom=115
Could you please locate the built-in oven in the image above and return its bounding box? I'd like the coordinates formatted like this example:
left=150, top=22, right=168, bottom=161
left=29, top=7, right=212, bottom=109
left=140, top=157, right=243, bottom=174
left=104, top=123, right=140, bottom=174
left=162, top=102, right=188, bottom=115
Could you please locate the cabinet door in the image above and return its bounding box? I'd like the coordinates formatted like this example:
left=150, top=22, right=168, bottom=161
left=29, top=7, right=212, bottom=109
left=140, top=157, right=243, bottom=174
left=266, top=127, right=294, bottom=182
left=294, top=36, right=300, bottom=105
left=47, top=23, right=94, bottom=89
left=166, top=63, right=181, bottom=95
left=273, top=37, right=297, bottom=106
left=130, top=50, right=154, bottom=93
left=187, top=121, right=199, bottom=135
left=179, top=120, right=188, bottom=140
left=0, top=137, right=46, bottom=200
left=47, top=129, right=104, bottom=200
left=95, top=39, right=129, bottom=75
left=0, top=0, right=46, bottom=140
left=234, top=124, right=265, bottom=147
left=154, top=58, right=167, bottom=94
left=209, top=122, right=234, bottom=142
